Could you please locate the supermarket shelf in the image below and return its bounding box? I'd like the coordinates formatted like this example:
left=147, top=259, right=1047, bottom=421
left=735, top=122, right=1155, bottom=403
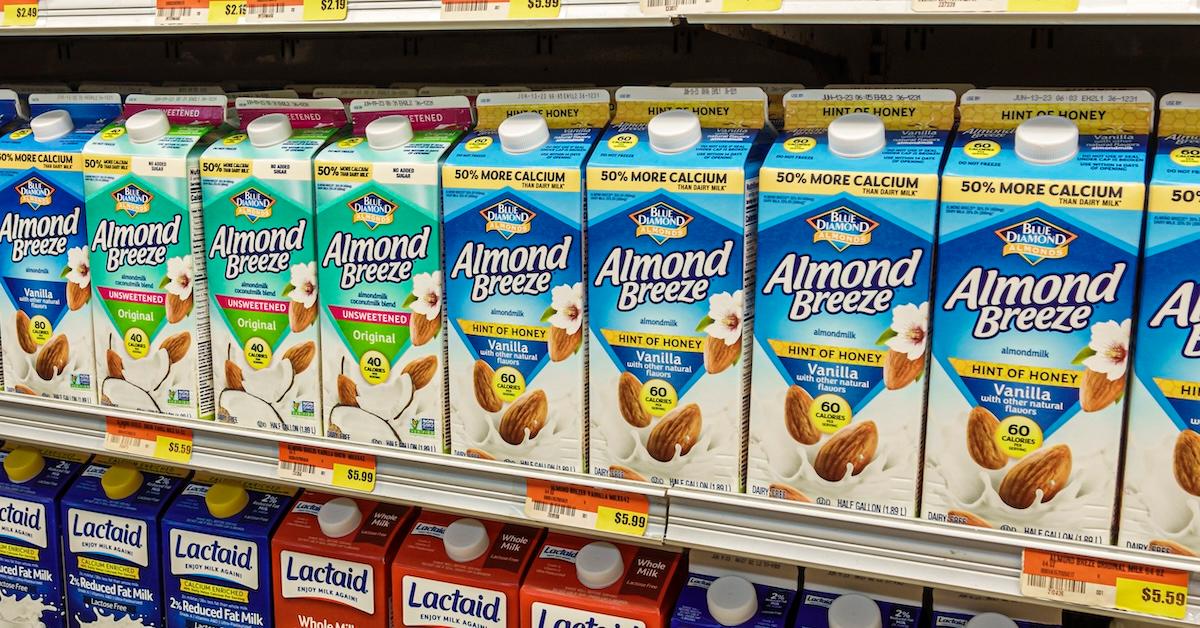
left=666, top=488, right=1200, bottom=626
left=0, top=393, right=668, bottom=544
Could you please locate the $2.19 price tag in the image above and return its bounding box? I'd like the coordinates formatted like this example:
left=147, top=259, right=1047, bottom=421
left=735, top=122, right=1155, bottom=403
left=104, top=418, right=194, bottom=464
left=244, top=0, right=346, bottom=22
left=278, top=443, right=376, bottom=493
left=1021, top=549, right=1190, bottom=620
left=0, top=0, right=36, bottom=26
left=524, top=479, right=650, bottom=537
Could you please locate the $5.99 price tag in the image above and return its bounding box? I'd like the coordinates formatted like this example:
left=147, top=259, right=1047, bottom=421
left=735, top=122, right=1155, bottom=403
left=0, top=0, right=36, bottom=26
left=1021, top=549, right=1190, bottom=620
left=278, top=443, right=376, bottom=493
left=524, top=479, right=650, bottom=537
left=104, top=418, right=194, bottom=464
left=441, top=0, right=559, bottom=20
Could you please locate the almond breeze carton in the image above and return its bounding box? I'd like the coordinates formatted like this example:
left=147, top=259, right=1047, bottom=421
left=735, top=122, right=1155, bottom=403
left=83, top=94, right=226, bottom=420
left=0, top=93, right=122, bottom=404
left=930, top=590, right=1061, bottom=628
left=748, top=89, right=956, bottom=515
left=317, top=96, right=473, bottom=454
left=923, top=89, right=1153, bottom=543
left=587, top=87, right=769, bottom=490
left=670, top=551, right=799, bottom=628
left=202, top=98, right=347, bottom=437
left=444, top=90, right=608, bottom=471
left=795, top=570, right=922, bottom=628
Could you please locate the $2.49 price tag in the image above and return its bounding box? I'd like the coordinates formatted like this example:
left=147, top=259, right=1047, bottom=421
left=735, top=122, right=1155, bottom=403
left=0, top=0, right=36, bottom=26
left=104, top=418, right=194, bottom=464
left=1021, top=549, right=1190, bottom=620
left=524, top=479, right=649, bottom=537
left=277, top=443, right=376, bottom=493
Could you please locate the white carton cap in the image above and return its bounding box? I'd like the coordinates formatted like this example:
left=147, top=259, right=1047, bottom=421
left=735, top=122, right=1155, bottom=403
left=31, top=109, right=73, bottom=142
left=965, top=613, right=1018, bottom=628
left=499, top=112, right=549, bottom=154
left=367, top=115, right=414, bottom=150
left=317, top=497, right=362, bottom=538
left=1015, top=115, right=1078, bottom=165
left=706, top=575, right=758, bottom=626
left=247, top=112, right=293, bottom=148
left=576, top=541, right=624, bottom=590
left=126, top=109, right=170, bottom=144
left=443, top=518, right=489, bottom=563
left=828, top=113, right=886, bottom=159
left=827, top=594, right=882, bottom=628
left=648, top=109, right=702, bottom=154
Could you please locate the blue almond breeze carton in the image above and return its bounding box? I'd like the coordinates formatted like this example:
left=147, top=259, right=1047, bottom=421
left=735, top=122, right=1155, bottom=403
left=922, top=89, right=1154, bottom=544
left=0, top=444, right=89, bottom=627
left=930, top=590, right=1061, bottom=628
left=444, top=89, right=609, bottom=472
left=587, top=87, right=770, bottom=491
left=61, top=457, right=190, bottom=627
left=795, top=569, right=923, bottom=628
left=162, top=473, right=297, bottom=628
left=749, top=88, right=956, bottom=516
left=0, top=93, right=122, bottom=404
left=670, top=550, right=798, bottom=628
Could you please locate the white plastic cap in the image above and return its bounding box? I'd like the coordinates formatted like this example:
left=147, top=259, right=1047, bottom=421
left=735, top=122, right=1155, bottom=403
left=443, top=518, right=489, bottom=563
left=965, top=613, right=1018, bottom=628
left=1015, top=115, right=1079, bottom=165
left=366, top=115, right=414, bottom=151
left=317, top=497, right=362, bottom=538
left=499, top=112, right=550, bottom=154
left=575, top=541, right=624, bottom=590
left=706, top=576, right=758, bottom=626
left=648, top=109, right=702, bottom=154
left=126, top=109, right=171, bottom=144
left=247, top=112, right=293, bottom=148
left=31, top=110, right=73, bottom=143
left=827, top=594, right=882, bottom=628
left=828, top=113, right=886, bottom=159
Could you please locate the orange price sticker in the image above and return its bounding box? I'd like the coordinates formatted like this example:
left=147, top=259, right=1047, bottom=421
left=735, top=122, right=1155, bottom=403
left=524, top=479, right=649, bottom=537
left=104, top=418, right=194, bottom=464
left=1021, top=549, right=1189, bottom=620
left=277, top=443, right=376, bottom=493
left=0, top=0, right=37, bottom=26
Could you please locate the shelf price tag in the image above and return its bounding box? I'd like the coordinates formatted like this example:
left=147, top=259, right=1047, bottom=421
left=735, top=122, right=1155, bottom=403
left=104, top=418, right=194, bottom=464
left=245, top=0, right=346, bottom=22
left=156, top=0, right=245, bottom=24
left=0, top=0, right=37, bottom=26
left=1021, top=549, right=1189, bottom=620
left=524, top=479, right=650, bottom=537
left=441, top=0, right=559, bottom=20
left=912, top=0, right=1077, bottom=11
left=277, top=443, right=376, bottom=493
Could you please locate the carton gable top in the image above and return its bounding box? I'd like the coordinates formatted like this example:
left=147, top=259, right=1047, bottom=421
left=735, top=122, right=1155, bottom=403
left=399, top=511, right=542, bottom=577
left=164, top=475, right=296, bottom=535
left=274, top=492, right=412, bottom=558
left=524, top=533, right=682, bottom=605
left=1153, top=92, right=1200, bottom=186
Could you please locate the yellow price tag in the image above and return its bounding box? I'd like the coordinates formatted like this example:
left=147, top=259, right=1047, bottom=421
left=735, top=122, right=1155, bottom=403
left=595, top=505, right=648, bottom=536
left=507, top=0, right=559, bottom=18
left=154, top=435, right=193, bottom=464
left=209, top=0, right=245, bottom=22
left=1115, top=578, right=1188, bottom=620
left=303, top=0, right=347, bottom=20
left=1007, top=0, right=1077, bottom=9
left=332, top=462, right=376, bottom=493
left=719, top=0, right=780, bottom=11
left=2, top=3, right=37, bottom=26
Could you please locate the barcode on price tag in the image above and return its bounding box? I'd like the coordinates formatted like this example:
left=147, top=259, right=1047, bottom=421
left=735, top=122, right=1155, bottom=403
left=1021, top=549, right=1190, bottom=620
left=0, top=0, right=37, bottom=26
left=440, top=0, right=507, bottom=19
left=156, top=0, right=246, bottom=24
left=277, top=443, right=376, bottom=493
left=104, top=418, right=194, bottom=464
left=524, top=479, right=650, bottom=537
left=245, top=0, right=345, bottom=22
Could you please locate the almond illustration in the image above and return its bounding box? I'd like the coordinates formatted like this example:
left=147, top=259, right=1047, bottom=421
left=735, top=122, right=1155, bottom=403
left=166, top=292, right=192, bottom=324
left=1149, top=539, right=1197, bottom=557
left=618, top=371, right=650, bottom=428
left=465, top=448, right=495, bottom=460
left=337, top=374, right=359, bottom=407
left=34, top=335, right=68, bottom=381
left=813, top=420, right=877, bottom=482
left=472, top=360, right=502, bottom=412
left=548, top=326, right=581, bottom=362
left=411, top=313, right=440, bottom=347
left=13, top=385, right=34, bottom=396
left=997, top=444, right=1071, bottom=509
left=609, top=465, right=646, bottom=482
left=288, top=300, right=316, bottom=333
left=402, top=355, right=438, bottom=390
left=882, top=349, right=924, bottom=390
left=281, top=341, right=315, bottom=374
left=106, top=349, right=124, bottom=379
left=967, top=406, right=1007, bottom=470
left=498, top=389, right=547, bottom=445
left=14, top=311, right=35, bottom=354
left=67, top=281, right=90, bottom=311
left=1173, top=430, right=1200, bottom=497
left=784, top=385, right=819, bottom=445
left=646, top=403, right=701, bottom=462
left=768, top=483, right=811, bottom=502
left=224, top=360, right=244, bottom=391
left=947, top=509, right=992, bottom=528
left=1080, top=368, right=1125, bottom=412
left=161, top=331, right=191, bottom=364
left=703, top=334, right=739, bottom=374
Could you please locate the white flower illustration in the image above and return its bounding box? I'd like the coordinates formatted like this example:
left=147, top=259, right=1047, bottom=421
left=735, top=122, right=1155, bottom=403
left=1083, top=318, right=1131, bottom=381
left=549, top=282, right=583, bottom=335
left=164, top=256, right=194, bottom=301
left=885, top=302, right=929, bottom=361
left=704, top=290, right=744, bottom=346
left=288, top=262, right=318, bottom=309
left=65, top=246, right=90, bottom=289
left=410, top=271, right=442, bottom=321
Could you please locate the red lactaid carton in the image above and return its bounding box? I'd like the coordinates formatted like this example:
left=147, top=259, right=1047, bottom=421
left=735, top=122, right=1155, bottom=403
left=272, top=491, right=415, bottom=628
left=393, top=511, right=544, bottom=627
left=521, top=533, right=684, bottom=628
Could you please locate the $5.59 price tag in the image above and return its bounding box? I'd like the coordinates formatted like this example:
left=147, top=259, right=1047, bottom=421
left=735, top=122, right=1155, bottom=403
left=104, top=418, right=194, bottom=464
left=278, top=443, right=376, bottom=493
left=525, top=479, right=650, bottom=537
left=0, top=0, right=36, bottom=26
left=1021, top=549, right=1190, bottom=620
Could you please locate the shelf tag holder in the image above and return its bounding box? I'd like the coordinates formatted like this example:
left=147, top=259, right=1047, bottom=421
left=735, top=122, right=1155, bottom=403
left=1021, top=548, right=1189, bottom=620
left=155, top=0, right=246, bottom=24
left=104, top=417, right=194, bottom=464
left=524, top=479, right=650, bottom=537
left=277, top=442, right=376, bottom=493
left=913, top=0, right=1077, bottom=11
left=441, top=0, right=560, bottom=20
left=0, top=0, right=37, bottom=26
left=244, top=0, right=347, bottom=22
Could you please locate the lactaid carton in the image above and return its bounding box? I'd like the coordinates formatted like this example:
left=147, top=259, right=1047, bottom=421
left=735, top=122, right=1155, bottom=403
left=444, top=90, right=609, bottom=471
left=922, top=89, right=1154, bottom=543
left=670, top=551, right=799, bottom=628
left=795, top=570, right=922, bottom=628
left=930, top=590, right=1061, bottom=628
left=587, top=86, right=770, bottom=490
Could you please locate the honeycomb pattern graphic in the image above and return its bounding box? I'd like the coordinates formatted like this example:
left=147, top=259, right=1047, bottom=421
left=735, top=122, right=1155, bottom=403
left=960, top=103, right=1153, bottom=134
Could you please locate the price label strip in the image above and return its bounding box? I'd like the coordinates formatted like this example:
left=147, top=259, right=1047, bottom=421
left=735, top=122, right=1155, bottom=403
left=441, top=0, right=560, bottom=20
left=1021, top=549, right=1190, bottom=620
left=0, top=0, right=37, bottom=26
left=912, top=0, right=1077, bottom=11
left=524, top=479, right=650, bottom=537
left=277, top=443, right=376, bottom=493
left=245, top=0, right=346, bottom=22
left=156, top=0, right=246, bottom=24
left=104, top=418, right=194, bottom=464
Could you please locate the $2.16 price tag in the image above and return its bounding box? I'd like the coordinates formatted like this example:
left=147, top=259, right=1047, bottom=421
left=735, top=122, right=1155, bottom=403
left=1021, top=548, right=1190, bottom=620
left=0, top=0, right=36, bottom=26
left=104, top=418, right=194, bottom=464
left=278, top=443, right=376, bottom=493
left=524, top=479, right=649, bottom=537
